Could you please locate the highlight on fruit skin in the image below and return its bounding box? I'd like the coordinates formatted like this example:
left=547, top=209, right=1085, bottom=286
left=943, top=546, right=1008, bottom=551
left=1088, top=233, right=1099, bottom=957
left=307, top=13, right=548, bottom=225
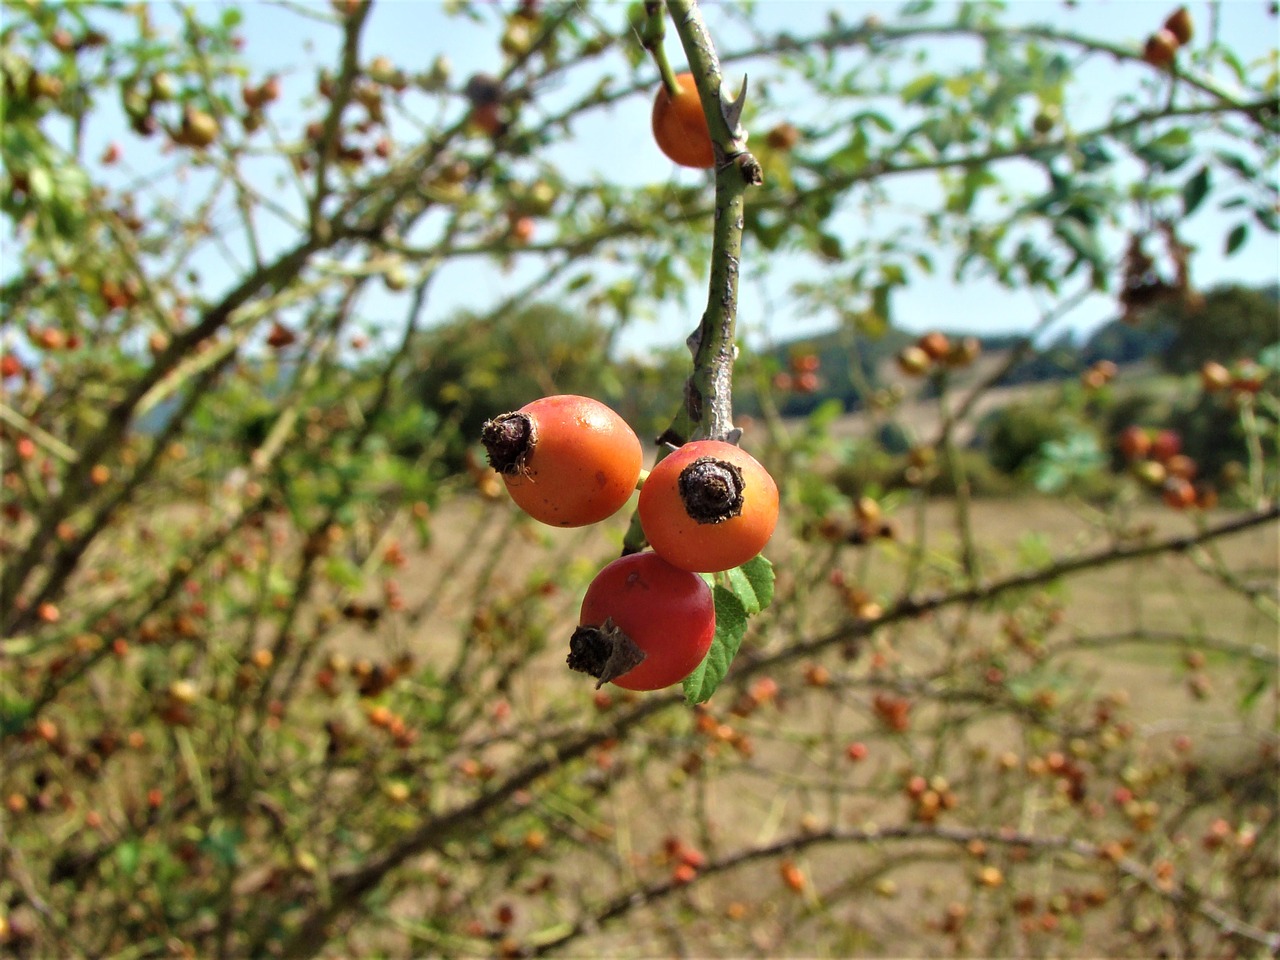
left=480, top=394, right=642, bottom=527
left=651, top=71, right=715, bottom=169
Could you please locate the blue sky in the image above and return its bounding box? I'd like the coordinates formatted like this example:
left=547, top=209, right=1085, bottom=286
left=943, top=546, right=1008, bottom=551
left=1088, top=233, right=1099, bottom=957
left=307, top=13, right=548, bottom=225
left=338, top=1, right=1278, bottom=354
left=28, top=1, right=1280, bottom=360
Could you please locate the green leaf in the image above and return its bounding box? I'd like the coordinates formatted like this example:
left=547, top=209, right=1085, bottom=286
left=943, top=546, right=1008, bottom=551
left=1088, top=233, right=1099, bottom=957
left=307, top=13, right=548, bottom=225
left=683, top=586, right=748, bottom=705
left=1216, top=150, right=1257, bottom=180
left=855, top=110, right=895, bottom=133
left=1225, top=223, right=1248, bottom=256
left=1032, top=431, right=1104, bottom=493
left=1239, top=667, right=1269, bottom=712
left=199, top=826, right=243, bottom=868
left=115, top=840, right=141, bottom=879
left=724, top=554, right=775, bottom=616
left=872, top=283, right=894, bottom=329
left=1181, top=166, right=1210, bottom=217
left=1055, top=218, right=1103, bottom=275
left=1256, top=342, right=1280, bottom=375
left=0, top=694, right=34, bottom=739
left=1017, top=532, right=1053, bottom=569
left=901, top=0, right=935, bottom=16
left=901, top=73, right=941, bottom=105
left=1135, top=127, right=1193, bottom=171
left=1077, top=140, right=1112, bottom=172
left=323, top=556, right=364, bottom=590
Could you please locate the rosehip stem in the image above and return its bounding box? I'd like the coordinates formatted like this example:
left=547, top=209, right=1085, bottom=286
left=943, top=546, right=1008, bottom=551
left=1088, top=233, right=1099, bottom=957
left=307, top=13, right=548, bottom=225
left=667, top=0, right=760, bottom=444
left=621, top=0, right=760, bottom=558
left=642, top=1, right=681, bottom=98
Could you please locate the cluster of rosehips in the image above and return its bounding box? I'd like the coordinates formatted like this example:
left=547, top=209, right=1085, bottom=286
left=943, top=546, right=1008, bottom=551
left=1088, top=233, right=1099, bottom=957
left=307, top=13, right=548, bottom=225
left=1142, top=7, right=1194, bottom=69
left=314, top=651, right=415, bottom=699
left=1200, top=358, right=1268, bottom=397
left=25, top=321, right=88, bottom=352
left=772, top=352, right=822, bottom=394
left=481, top=395, right=779, bottom=691
left=1000, top=887, right=1112, bottom=939
left=896, top=331, right=981, bottom=377
left=1079, top=359, right=1118, bottom=390
left=904, top=772, right=958, bottom=824
left=810, top=494, right=899, bottom=550
left=873, top=692, right=912, bottom=733
left=691, top=703, right=756, bottom=759
left=117, top=71, right=228, bottom=148
left=660, top=834, right=709, bottom=886
left=1116, top=426, right=1214, bottom=510
left=298, top=54, right=411, bottom=172
left=363, top=701, right=419, bottom=749
left=830, top=569, right=886, bottom=621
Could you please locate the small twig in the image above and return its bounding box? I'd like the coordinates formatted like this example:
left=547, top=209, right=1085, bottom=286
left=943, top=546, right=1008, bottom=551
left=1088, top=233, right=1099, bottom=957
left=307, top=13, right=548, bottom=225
left=1051, top=628, right=1279, bottom=667
left=662, top=0, right=758, bottom=445
left=0, top=402, right=79, bottom=463
left=640, top=2, right=680, bottom=97
left=622, top=0, right=761, bottom=556
left=532, top=822, right=1280, bottom=956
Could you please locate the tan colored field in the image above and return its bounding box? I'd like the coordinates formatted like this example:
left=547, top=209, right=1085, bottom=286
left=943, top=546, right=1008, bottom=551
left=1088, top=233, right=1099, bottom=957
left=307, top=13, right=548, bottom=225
left=323, top=490, right=1277, bottom=956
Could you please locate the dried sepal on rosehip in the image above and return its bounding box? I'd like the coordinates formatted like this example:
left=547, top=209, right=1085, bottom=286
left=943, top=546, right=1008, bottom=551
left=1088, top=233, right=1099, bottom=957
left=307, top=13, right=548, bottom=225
left=481, top=395, right=642, bottom=528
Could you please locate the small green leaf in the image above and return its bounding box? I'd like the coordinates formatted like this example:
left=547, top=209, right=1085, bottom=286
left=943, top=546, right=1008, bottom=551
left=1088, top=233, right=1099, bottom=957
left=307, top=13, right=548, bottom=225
left=901, top=73, right=941, bottom=105
left=683, top=587, right=748, bottom=705
left=1239, top=668, right=1269, bottom=712
left=1055, top=218, right=1103, bottom=275
left=1216, top=150, right=1257, bottom=180
left=723, top=554, right=775, bottom=615
left=1017, top=532, right=1053, bottom=569
left=1181, top=166, right=1210, bottom=217
left=0, top=694, right=34, bottom=739
left=1256, top=342, right=1280, bottom=375
left=115, top=840, right=141, bottom=879
left=1077, top=140, right=1112, bottom=172
left=1136, top=127, right=1192, bottom=172
left=872, top=283, right=894, bottom=329
left=855, top=110, right=895, bottom=133
left=199, top=826, right=243, bottom=868
left=1225, top=223, right=1248, bottom=256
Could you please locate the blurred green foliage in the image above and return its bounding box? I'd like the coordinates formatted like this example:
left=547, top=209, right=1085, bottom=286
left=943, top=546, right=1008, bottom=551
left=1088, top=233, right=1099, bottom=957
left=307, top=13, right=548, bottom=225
left=980, top=401, right=1076, bottom=477
left=1154, top=283, right=1280, bottom=374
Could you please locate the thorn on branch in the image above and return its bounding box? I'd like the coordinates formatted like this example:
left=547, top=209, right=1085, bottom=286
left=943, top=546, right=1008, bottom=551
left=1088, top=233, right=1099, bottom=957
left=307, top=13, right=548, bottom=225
left=721, top=73, right=749, bottom=133
left=655, top=428, right=685, bottom=451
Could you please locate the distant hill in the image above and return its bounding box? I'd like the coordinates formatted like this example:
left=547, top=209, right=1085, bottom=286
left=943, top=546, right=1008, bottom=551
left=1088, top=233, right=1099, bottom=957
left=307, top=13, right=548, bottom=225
left=747, top=281, right=1278, bottom=411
